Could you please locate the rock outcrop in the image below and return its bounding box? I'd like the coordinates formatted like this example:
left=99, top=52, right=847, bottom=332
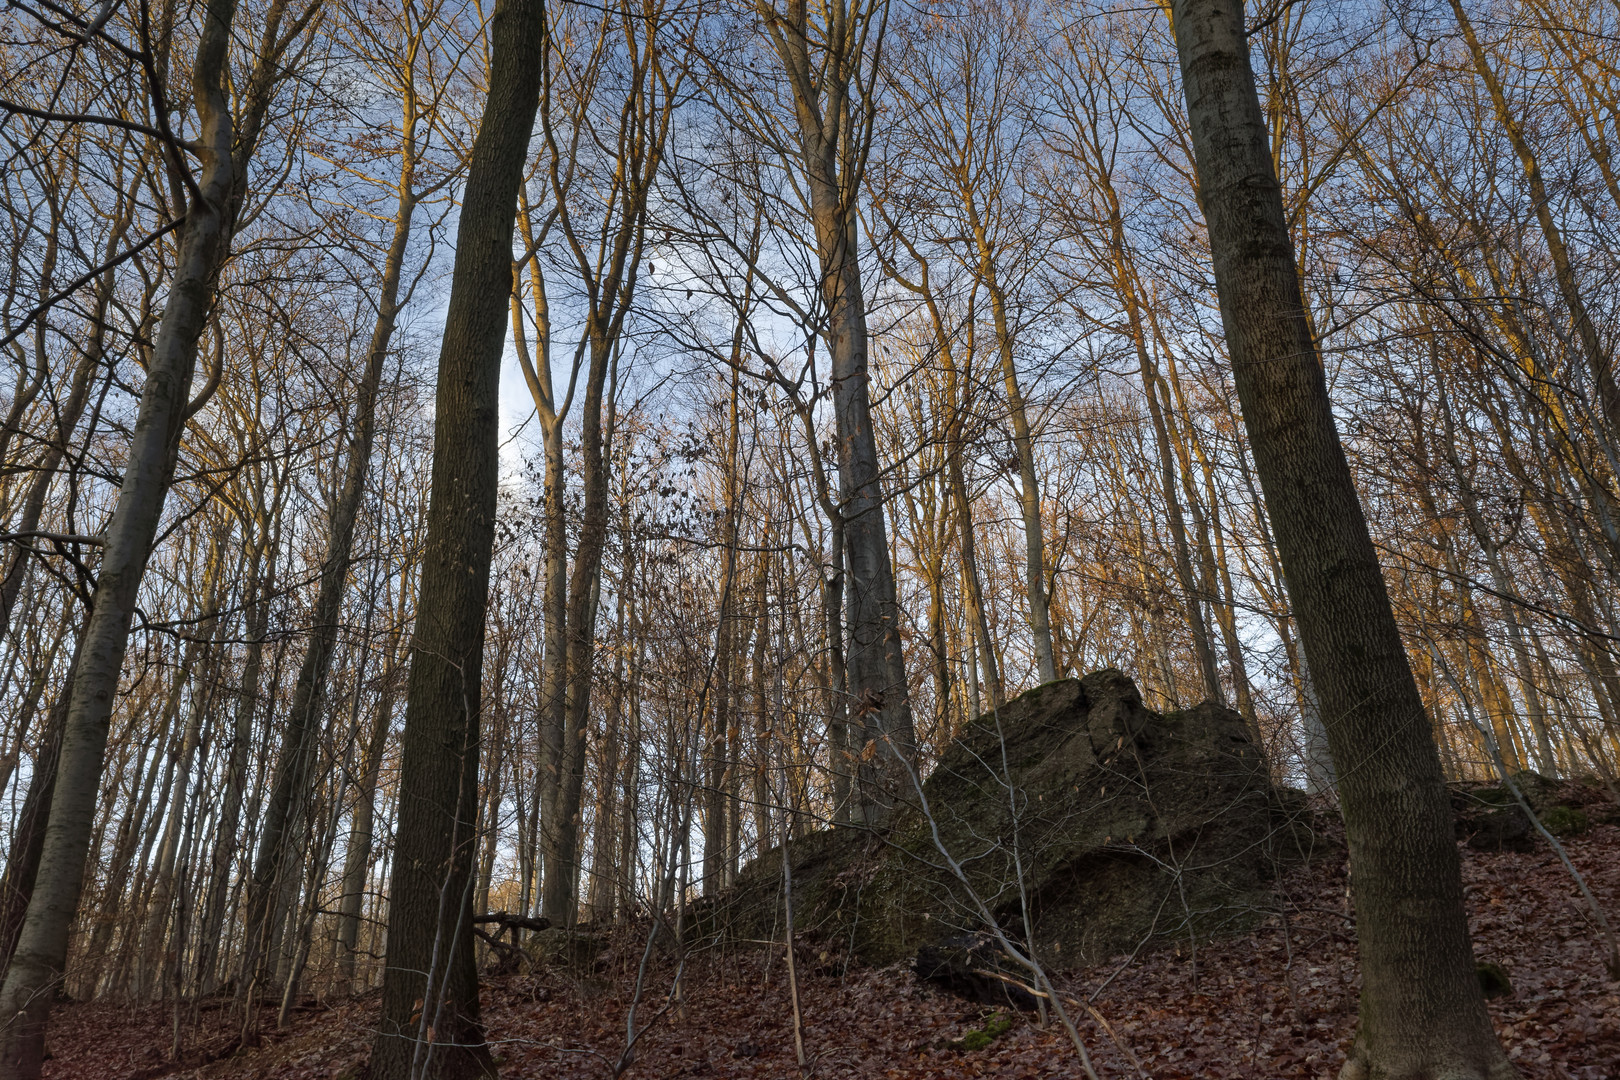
left=1452, top=771, right=1617, bottom=850
left=709, top=670, right=1314, bottom=969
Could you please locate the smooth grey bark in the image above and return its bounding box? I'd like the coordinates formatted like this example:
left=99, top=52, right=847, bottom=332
left=334, top=644, right=401, bottom=996
left=240, top=95, right=421, bottom=1001
left=615, top=573, right=645, bottom=916
left=0, top=635, right=79, bottom=978
left=369, top=0, right=548, bottom=1071
left=705, top=369, right=744, bottom=896
left=0, top=0, right=307, bottom=1066
left=788, top=404, right=853, bottom=818
left=949, top=450, right=1002, bottom=709
left=134, top=541, right=226, bottom=998
left=196, top=519, right=276, bottom=993
left=509, top=188, right=575, bottom=926
left=1166, top=1, right=1515, bottom=1077
left=962, top=210, right=1056, bottom=684
left=750, top=553, right=772, bottom=859
left=532, top=10, right=671, bottom=921
left=1434, top=375, right=1558, bottom=774
left=585, top=543, right=629, bottom=921
left=759, top=0, right=917, bottom=820
left=1296, top=646, right=1335, bottom=793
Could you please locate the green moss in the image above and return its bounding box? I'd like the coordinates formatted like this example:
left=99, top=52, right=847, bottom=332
left=951, top=1011, right=1013, bottom=1051
left=1541, top=805, right=1589, bottom=836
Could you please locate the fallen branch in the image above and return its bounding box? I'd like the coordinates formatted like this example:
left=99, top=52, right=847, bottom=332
left=474, top=911, right=551, bottom=933
left=1064, top=996, right=1149, bottom=1079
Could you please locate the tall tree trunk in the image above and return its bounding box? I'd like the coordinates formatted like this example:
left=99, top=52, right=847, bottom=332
left=0, top=635, right=79, bottom=977
left=243, top=171, right=419, bottom=994
left=511, top=194, right=574, bottom=928
left=964, top=206, right=1055, bottom=683
left=334, top=665, right=399, bottom=996
left=1434, top=377, right=1558, bottom=774
left=705, top=370, right=742, bottom=895
left=542, top=342, right=612, bottom=924
left=1119, top=248, right=1223, bottom=705
left=797, top=431, right=852, bottom=819
left=616, top=556, right=645, bottom=918
left=588, top=486, right=640, bottom=922
left=196, top=525, right=274, bottom=994
left=949, top=448, right=1002, bottom=710
left=369, top=0, right=548, bottom=1071
left=1166, top=1, right=1515, bottom=1076
left=135, top=541, right=225, bottom=999
left=760, top=0, right=917, bottom=821
left=535, top=4, right=670, bottom=917
left=751, top=552, right=772, bottom=859
left=0, top=0, right=303, bottom=1062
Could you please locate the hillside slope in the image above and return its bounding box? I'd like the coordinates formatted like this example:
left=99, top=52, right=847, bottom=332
left=40, top=812, right=1619, bottom=1080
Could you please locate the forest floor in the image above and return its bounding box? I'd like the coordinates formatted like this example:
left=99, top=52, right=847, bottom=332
left=42, top=817, right=1620, bottom=1080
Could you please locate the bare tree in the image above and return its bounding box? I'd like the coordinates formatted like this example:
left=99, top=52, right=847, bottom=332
left=368, top=0, right=549, bottom=1071
left=0, top=0, right=319, bottom=1068
left=1165, top=0, right=1515, bottom=1074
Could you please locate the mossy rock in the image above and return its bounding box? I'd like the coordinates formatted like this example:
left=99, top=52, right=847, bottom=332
left=1541, top=804, right=1589, bottom=836
left=534, top=928, right=603, bottom=972
left=1466, top=786, right=1516, bottom=808
left=1505, top=771, right=1563, bottom=813
left=715, top=671, right=1309, bottom=969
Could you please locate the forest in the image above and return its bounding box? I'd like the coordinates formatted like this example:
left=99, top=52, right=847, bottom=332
left=0, top=0, right=1618, bottom=1074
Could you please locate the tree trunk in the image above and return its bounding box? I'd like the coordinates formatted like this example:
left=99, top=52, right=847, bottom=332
left=0, top=636, right=78, bottom=977
left=335, top=669, right=398, bottom=996
left=1166, top=1, right=1515, bottom=1075
left=1117, top=244, right=1223, bottom=705
left=135, top=544, right=225, bottom=999
left=760, top=0, right=917, bottom=821
left=1434, top=378, right=1558, bottom=774
left=511, top=223, right=573, bottom=925
left=243, top=171, right=418, bottom=994
left=706, top=371, right=743, bottom=895
left=0, top=0, right=294, bottom=1063
left=369, top=0, right=547, bottom=1071
left=949, top=447, right=1002, bottom=710
left=197, top=528, right=274, bottom=994
left=534, top=7, right=668, bottom=915
left=964, top=205, right=1056, bottom=683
